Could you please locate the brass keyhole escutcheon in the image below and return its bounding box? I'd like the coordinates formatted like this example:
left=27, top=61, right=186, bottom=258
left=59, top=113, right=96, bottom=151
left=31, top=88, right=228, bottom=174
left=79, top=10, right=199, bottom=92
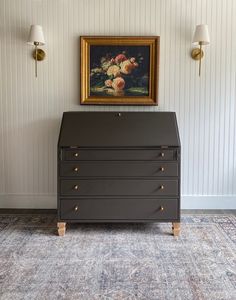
left=74, top=153, right=79, bottom=157
left=74, top=185, right=79, bottom=190
left=74, top=206, right=79, bottom=211
left=74, top=167, right=79, bottom=172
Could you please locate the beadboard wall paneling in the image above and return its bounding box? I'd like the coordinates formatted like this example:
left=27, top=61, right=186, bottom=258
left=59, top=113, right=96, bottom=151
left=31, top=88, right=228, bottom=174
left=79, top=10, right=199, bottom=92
left=0, top=0, right=235, bottom=209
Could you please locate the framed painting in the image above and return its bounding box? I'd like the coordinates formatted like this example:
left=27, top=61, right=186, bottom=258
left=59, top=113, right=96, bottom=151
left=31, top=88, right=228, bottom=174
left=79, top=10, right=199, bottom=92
left=80, top=36, right=160, bottom=105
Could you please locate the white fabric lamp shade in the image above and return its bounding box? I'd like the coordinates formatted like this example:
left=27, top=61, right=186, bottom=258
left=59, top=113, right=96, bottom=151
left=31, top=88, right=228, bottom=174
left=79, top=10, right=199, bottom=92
left=192, top=24, right=210, bottom=45
left=27, top=25, right=45, bottom=45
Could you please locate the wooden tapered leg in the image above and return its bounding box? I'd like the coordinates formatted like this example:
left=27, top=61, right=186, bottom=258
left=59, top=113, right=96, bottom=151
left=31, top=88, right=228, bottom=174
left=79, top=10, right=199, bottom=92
left=57, top=222, right=66, bottom=236
left=172, top=222, right=180, bottom=236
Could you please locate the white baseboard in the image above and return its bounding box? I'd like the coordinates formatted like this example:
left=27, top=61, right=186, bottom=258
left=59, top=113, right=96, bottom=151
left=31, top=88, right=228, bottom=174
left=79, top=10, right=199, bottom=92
left=0, top=194, right=57, bottom=209
left=181, top=195, right=236, bottom=209
left=0, top=194, right=235, bottom=209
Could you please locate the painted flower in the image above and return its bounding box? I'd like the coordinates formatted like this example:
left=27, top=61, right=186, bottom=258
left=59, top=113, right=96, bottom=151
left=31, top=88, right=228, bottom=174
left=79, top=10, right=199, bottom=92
left=102, top=61, right=112, bottom=71
left=115, top=54, right=127, bottom=64
left=120, top=60, right=135, bottom=74
left=100, top=57, right=106, bottom=63
left=91, top=67, right=103, bottom=74
left=112, top=77, right=125, bottom=91
left=130, top=57, right=136, bottom=63
left=105, top=79, right=113, bottom=87
left=107, top=65, right=121, bottom=77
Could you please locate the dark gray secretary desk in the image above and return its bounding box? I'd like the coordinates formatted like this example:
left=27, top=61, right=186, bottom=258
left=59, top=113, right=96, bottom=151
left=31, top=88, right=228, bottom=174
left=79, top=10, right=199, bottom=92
left=57, top=112, right=181, bottom=236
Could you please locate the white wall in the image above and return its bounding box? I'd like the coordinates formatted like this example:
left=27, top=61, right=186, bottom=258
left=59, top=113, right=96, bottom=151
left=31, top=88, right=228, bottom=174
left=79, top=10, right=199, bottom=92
left=0, top=0, right=235, bottom=209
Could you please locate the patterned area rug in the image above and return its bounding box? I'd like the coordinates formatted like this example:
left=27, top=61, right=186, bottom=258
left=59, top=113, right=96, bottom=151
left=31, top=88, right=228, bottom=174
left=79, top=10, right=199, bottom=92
left=0, top=214, right=235, bottom=300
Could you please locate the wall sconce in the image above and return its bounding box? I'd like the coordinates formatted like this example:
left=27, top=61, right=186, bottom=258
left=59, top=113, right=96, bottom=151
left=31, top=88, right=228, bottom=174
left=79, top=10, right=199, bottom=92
left=27, top=25, right=45, bottom=78
left=191, top=24, right=210, bottom=76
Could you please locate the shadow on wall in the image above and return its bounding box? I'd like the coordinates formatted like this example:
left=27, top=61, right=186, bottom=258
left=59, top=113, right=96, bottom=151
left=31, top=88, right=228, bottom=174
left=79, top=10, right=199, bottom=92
left=2, top=117, right=61, bottom=195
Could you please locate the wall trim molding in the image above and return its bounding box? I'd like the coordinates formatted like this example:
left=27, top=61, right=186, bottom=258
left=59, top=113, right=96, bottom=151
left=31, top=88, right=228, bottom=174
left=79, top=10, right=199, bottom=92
left=181, top=195, right=236, bottom=209
left=0, top=194, right=235, bottom=209
left=0, top=194, right=57, bottom=209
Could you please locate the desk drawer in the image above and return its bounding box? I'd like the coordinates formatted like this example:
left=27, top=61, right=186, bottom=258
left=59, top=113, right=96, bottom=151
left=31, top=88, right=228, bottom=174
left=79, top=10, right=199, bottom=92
left=60, top=161, right=178, bottom=177
left=63, top=149, right=176, bottom=161
left=60, top=179, right=178, bottom=196
left=60, top=198, right=178, bottom=220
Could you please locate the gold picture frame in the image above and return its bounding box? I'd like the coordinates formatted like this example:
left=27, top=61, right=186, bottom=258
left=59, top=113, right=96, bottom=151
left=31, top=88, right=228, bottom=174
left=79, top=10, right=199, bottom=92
left=80, top=36, right=160, bottom=105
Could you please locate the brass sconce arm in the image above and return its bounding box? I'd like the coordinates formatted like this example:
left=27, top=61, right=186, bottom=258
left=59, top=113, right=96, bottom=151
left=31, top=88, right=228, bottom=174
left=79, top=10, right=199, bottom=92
left=191, top=41, right=204, bottom=76
left=33, top=41, right=46, bottom=78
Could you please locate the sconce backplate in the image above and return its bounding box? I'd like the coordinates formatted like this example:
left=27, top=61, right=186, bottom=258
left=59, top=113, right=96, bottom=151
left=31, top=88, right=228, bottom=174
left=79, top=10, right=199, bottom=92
left=191, top=48, right=204, bottom=61
left=32, top=48, right=46, bottom=61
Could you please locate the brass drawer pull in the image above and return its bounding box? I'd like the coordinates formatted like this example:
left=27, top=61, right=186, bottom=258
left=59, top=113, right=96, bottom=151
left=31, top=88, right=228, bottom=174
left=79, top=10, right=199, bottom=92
left=74, top=153, right=79, bottom=157
left=160, top=185, right=165, bottom=190
left=74, top=206, right=79, bottom=211
left=73, top=167, right=79, bottom=172
left=160, top=152, right=165, bottom=157
left=160, top=167, right=165, bottom=172
left=160, top=206, right=164, bottom=211
left=74, top=185, right=79, bottom=190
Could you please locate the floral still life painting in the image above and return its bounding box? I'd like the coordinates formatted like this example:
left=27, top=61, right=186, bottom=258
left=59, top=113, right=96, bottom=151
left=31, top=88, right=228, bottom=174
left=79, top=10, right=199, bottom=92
left=90, top=46, right=150, bottom=97
left=80, top=37, right=159, bottom=105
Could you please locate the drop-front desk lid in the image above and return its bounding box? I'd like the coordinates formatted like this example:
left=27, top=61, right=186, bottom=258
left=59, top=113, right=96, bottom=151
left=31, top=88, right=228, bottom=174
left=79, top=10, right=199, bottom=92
left=58, top=112, right=181, bottom=148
